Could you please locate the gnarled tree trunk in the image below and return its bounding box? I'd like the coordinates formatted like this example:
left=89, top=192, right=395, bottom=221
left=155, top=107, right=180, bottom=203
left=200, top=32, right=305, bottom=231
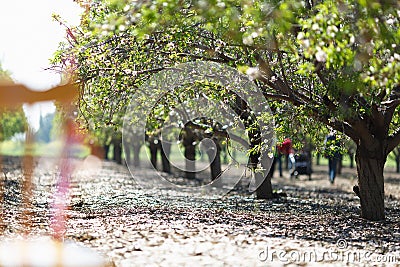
left=255, top=155, right=274, bottom=199
left=355, top=145, right=386, bottom=221
left=103, top=144, right=110, bottom=160
left=396, top=155, right=400, bottom=173
left=337, top=155, right=343, bottom=175
left=184, top=143, right=196, bottom=179
left=132, top=142, right=142, bottom=167
left=348, top=151, right=354, bottom=168
left=206, top=138, right=222, bottom=181
left=149, top=141, right=158, bottom=170
left=124, top=146, right=131, bottom=165
left=161, top=141, right=171, bottom=173
left=231, top=95, right=274, bottom=199
left=182, top=127, right=196, bottom=179
left=112, top=136, right=122, bottom=165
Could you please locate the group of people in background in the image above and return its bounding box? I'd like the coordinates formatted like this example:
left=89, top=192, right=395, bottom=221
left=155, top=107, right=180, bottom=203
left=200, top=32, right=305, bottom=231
left=270, top=131, right=342, bottom=184
left=269, top=137, right=296, bottom=178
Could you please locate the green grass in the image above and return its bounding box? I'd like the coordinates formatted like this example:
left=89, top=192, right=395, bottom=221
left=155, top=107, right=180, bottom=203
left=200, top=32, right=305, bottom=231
left=135, top=144, right=399, bottom=170
left=0, top=140, right=90, bottom=158
left=314, top=153, right=398, bottom=169
left=134, top=143, right=249, bottom=165
left=2, top=139, right=399, bottom=171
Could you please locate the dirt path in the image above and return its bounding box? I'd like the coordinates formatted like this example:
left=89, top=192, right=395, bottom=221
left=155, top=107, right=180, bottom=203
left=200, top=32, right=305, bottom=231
left=0, top=156, right=399, bottom=266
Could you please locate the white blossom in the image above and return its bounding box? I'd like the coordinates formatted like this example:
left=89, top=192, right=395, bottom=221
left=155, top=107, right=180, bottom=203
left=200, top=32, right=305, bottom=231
left=242, top=35, right=254, bottom=46
left=246, top=67, right=260, bottom=80
left=198, top=0, right=208, bottom=9
left=251, top=32, right=259, bottom=38
left=302, top=39, right=310, bottom=48
left=369, top=66, right=375, bottom=72
left=327, top=25, right=338, bottom=37
left=216, top=1, right=226, bottom=8
left=349, top=35, right=355, bottom=45
left=315, top=50, right=327, bottom=62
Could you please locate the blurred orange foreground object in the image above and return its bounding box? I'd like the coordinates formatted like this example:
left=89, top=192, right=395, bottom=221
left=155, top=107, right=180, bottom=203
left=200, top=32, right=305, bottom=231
left=0, top=82, right=79, bottom=106
left=0, top=82, right=114, bottom=266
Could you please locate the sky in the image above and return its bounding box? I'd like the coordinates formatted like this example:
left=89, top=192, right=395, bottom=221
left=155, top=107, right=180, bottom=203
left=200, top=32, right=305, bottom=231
left=0, top=0, right=82, bottom=129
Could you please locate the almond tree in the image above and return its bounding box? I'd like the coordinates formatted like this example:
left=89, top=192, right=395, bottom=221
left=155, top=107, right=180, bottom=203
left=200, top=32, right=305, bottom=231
left=54, top=0, right=399, bottom=220
left=136, top=0, right=399, bottom=221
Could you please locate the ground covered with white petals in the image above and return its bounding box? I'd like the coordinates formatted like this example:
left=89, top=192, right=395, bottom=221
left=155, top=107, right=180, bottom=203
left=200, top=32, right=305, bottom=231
left=0, top=156, right=399, bottom=266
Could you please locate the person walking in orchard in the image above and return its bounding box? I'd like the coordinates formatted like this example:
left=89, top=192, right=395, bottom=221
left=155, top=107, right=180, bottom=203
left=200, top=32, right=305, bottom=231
left=278, top=138, right=295, bottom=177
left=324, top=131, right=342, bottom=184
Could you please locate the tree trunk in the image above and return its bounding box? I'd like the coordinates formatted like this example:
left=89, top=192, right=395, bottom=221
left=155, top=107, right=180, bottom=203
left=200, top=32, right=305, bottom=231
left=268, top=157, right=276, bottom=178
left=255, top=156, right=274, bottom=199
left=394, top=149, right=400, bottom=173
left=230, top=93, right=273, bottom=199
left=206, top=139, right=222, bottom=181
left=222, top=145, right=228, bottom=164
left=124, top=146, right=131, bottom=165
left=161, top=141, right=171, bottom=173
left=104, top=144, right=110, bottom=160
left=132, top=143, right=141, bottom=167
left=256, top=175, right=273, bottom=199
left=182, top=127, right=196, bottom=179
left=184, top=144, right=196, bottom=179
left=355, top=146, right=385, bottom=221
left=348, top=152, right=354, bottom=168
left=316, top=153, right=320, bottom=165
left=149, top=142, right=158, bottom=170
left=112, top=137, right=122, bottom=165
left=337, top=155, right=343, bottom=175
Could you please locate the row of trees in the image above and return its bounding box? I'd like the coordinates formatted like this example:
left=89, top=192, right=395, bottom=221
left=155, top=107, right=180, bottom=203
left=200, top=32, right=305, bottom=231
left=52, top=0, right=399, bottom=221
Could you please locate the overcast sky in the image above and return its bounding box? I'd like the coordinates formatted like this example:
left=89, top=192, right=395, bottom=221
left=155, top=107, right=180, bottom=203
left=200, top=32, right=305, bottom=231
left=0, top=0, right=82, bottom=129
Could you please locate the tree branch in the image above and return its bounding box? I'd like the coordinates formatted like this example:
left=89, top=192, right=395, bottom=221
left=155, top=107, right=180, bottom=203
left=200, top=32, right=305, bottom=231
left=387, top=128, right=400, bottom=153
left=383, top=84, right=400, bottom=130
left=314, top=62, right=330, bottom=88
left=185, top=121, right=249, bottom=148
left=275, top=36, right=290, bottom=90
left=175, top=52, right=231, bottom=63
left=371, top=103, right=386, bottom=138
left=262, top=92, right=297, bottom=102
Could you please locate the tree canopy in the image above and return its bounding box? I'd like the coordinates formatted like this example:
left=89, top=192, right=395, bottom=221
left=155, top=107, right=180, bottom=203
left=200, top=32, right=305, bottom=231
left=52, top=0, right=400, bottom=220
